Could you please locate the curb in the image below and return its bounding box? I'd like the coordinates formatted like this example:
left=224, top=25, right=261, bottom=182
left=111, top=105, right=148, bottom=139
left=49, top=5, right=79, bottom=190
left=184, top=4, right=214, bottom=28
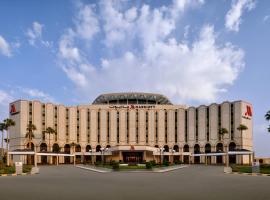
left=225, top=172, right=270, bottom=177
left=0, top=173, right=33, bottom=177
left=76, top=165, right=188, bottom=173
left=76, top=165, right=112, bottom=173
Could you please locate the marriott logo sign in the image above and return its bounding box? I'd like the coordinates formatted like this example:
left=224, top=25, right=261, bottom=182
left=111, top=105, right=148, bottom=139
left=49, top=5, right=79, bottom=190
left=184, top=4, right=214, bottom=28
left=243, top=105, right=252, bottom=120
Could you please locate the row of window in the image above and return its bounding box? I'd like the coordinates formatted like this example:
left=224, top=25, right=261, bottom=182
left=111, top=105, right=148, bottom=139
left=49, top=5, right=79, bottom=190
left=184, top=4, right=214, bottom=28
left=28, top=103, right=236, bottom=144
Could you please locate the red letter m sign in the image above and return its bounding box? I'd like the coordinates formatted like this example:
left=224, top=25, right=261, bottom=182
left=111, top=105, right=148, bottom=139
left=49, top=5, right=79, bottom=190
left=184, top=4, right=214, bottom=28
left=245, top=105, right=252, bottom=117
left=10, top=104, right=16, bottom=114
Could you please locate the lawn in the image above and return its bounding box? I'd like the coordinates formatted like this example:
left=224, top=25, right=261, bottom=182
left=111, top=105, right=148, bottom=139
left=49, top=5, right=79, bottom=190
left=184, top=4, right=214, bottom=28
left=231, top=164, right=270, bottom=174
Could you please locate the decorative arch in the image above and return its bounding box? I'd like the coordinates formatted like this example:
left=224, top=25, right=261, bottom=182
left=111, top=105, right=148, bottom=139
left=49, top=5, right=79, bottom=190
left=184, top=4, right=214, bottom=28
left=205, top=143, right=211, bottom=153
left=96, top=145, right=101, bottom=152
left=173, top=145, right=179, bottom=152
left=40, top=143, right=47, bottom=152
left=86, top=145, right=91, bottom=152
left=163, top=145, right=169, bottom=152
left=52, top=143, right=60, bottom=153
left=183, top=144, right=189, bottom=152
left=75, top=144, right=81, bottom=152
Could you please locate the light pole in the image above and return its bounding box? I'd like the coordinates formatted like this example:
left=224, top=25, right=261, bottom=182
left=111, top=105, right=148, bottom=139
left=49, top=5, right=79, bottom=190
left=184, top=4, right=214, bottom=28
left=159, top=147, right=164, bottom=165
left=89, top=149, right=92, bottom=165
left=100, top=147, right=104, bottom=165
left=172, top=149, right=175, bottom=164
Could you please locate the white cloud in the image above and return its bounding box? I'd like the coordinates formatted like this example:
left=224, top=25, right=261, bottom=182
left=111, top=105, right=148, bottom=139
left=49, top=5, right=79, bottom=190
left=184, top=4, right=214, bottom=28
left=0, top=90, right=14, bottom=121
left=26, top=21, right=53, bottom=48
left=58, top=0, right=244, bottom=104
left=0, top=35, right=12, bottom=57
left=18, top=87, right=56, bottom=103
left=225, top=0, right=256, bottom=32
left=75, top=3, right=100, bottom=40
left=26, top=21, right=43, bottom=45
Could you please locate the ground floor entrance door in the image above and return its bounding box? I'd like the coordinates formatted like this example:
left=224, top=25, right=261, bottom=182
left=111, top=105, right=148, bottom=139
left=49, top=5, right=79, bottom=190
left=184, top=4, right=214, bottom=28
left=122, top=152, right=143, bottom=163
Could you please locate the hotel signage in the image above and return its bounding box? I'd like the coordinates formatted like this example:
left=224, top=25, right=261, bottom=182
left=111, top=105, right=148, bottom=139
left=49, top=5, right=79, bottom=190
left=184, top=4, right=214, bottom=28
left=10, top=104, right=19, bottom=115
left=109, top=105, right=155, bottom=109
left=243, top=105, right=252, bottom=120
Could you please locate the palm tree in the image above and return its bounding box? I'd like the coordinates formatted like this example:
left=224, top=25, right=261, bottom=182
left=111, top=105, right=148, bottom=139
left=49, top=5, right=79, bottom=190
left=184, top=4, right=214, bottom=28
left=44, top=127, right=56, bottom=152
left=25, top=123, right=37, bottom=147
left=70, top=142, right=76, bottom=153
left=265, top=110, right=270, bottom=132
left=265, top=110, right=270, bottom=121
left=3, top=118, right=15, bottom=166
left=0, top=122, right=6, bottom=157
left=219, top=128, right=229, bottom=140
left=237, top=124, right=248, bottom=150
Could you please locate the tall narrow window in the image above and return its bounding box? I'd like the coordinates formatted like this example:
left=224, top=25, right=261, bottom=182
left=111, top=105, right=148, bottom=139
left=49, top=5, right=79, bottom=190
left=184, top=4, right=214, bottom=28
left=206, top=107, right=210, bottom=142
left=136, top=110, right=139, bottom=143
left=175, top=111, right=178, bottom=143
left=42, top=104, right=45, bottom=140
left=117, top=111, right=120, bottom=143
left=195, top=108, right=198, bottom=142
left=165, top=110, right=168, bottom=143
left=230, top=103, right=234, bottom=140
left=185, top=110, right=188, bottom=143
left=218, top=105, right=221, bottom=140
left=54, top=106, right=58, bottom=142
left=66, top=108, right=69, bottom=143
left=77, top=109, right=80, bottom=143
left=87, top=109, right=90, bottom=143
left=28, top=102, right=32, bottom=124
left=126, top=111, right=129, bottom=143
left=146, top=111, right=149, bottom=144
left=155, top=111, right=158, bottom=144
left=107, top=111, right=110, bottom=143
left=97, top=111, right=100, bottom=143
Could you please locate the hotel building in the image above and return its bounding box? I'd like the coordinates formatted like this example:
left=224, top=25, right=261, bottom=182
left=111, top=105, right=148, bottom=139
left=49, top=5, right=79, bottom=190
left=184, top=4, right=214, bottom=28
left=8, top=92, right=253, bottom=165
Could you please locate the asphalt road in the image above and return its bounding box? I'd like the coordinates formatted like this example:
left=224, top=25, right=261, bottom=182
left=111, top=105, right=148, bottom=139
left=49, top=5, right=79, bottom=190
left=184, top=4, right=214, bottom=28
left=0, top=165, right=270, bottom=200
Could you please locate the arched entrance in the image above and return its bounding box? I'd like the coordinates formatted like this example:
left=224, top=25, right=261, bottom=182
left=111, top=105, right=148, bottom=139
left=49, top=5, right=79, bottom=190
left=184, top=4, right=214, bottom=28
left=96, top=145, right=102, bottom=163
left=52, top=143, right=60, bottom=165
left=26, top=142, right=35, bottom=165
left=194, top=144, right=200, bottom=164
left=173, top=145, right=180, bottom=163
left=163, top=145, right=169, bottom=162
left=229, top=142, right=236, bottom=164
left=85, top=145, right=92, bottom=163
left=64, top=144, right=71, bottom=164
left=183, top=144, right=189, bottom=164
left=205, top=143, right=211, bottom=164
left=216, top=143, right=223, bottom=164
left=75, top=144, right=81, bottom=164
left=40, top=143, right=47, bottom=164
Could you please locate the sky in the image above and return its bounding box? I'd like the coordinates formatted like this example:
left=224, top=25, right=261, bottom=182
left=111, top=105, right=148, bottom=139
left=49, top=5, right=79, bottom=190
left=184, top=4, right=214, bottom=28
left=0, top=0, right=269, bottom=156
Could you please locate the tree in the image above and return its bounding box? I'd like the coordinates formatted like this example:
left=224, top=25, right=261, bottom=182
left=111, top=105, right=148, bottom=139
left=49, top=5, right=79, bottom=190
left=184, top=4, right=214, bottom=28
left=25, top=123, right=37, bottom=147
left=237, top=124, right=248, bottom=150
left=219, top=128, right=228, bottom=140
left=44, top=127, right=56, bottom=152
left=3, top=118, right=15, bottom=166
left=0, top=122, right=6, bottom=157
left=70, top=142, right=76, bottom=153
left=265, top=110, right=270, bottom=132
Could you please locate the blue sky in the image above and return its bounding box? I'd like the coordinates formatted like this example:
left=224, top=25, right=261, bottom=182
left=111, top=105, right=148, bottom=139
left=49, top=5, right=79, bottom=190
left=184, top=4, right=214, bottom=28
left=0, top=0, right=269, bottom=156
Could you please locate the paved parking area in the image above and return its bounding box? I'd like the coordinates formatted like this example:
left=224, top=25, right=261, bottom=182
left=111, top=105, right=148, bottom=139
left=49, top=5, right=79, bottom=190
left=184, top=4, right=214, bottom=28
left=0, top=165, right=270, bottom=200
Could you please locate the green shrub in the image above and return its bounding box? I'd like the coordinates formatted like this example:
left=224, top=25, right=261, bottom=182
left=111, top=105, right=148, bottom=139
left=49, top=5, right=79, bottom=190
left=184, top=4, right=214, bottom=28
left=163, top=160, right=170, bottom=166
left=23, top=165, right=33, bottom=173
left=0, top=166, right=15, bottom=174
left=174, top=160, right=183, bottom=165
left=150, top=160, right=156, bottom=166
left=146, top=162, right=152, bottom=169
left=112, top=162, right=119, bottom=170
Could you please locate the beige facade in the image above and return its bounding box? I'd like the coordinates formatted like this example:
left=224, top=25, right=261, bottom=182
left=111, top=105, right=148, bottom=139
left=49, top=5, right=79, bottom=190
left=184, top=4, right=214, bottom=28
left=8, top=93, right=253, bottom=165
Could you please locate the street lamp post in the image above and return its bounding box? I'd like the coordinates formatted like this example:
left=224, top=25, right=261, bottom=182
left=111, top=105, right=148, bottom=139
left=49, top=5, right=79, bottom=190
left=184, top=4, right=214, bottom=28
left=159, top=148, right=164, bottom=165
left=89, top=149, right=93, bottom=165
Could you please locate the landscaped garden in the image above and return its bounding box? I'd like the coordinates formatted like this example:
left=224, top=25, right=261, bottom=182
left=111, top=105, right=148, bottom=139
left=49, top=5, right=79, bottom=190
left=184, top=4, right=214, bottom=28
left=91, top=160, right=184, bottom=171
left=231, top=164, right=270, bottom=174
left=0, top=158, right=33, bottom=174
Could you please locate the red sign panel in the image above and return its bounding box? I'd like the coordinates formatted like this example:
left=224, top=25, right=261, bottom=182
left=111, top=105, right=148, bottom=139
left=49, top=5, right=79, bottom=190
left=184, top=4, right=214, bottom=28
left=10, top=104, right=19, bottom=115
left=245, top=105, right=252, bottom=117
